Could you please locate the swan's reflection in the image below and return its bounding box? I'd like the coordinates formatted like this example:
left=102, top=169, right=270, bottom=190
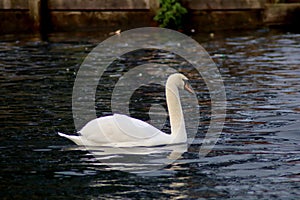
left=84, top=143, right=187, bottom=174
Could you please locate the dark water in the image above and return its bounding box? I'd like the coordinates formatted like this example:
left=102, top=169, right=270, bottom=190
left=1, top=29, right=299, bottom=199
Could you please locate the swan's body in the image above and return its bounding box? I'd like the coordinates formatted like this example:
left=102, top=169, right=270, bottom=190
left=59, top=73, right=194, bottom=147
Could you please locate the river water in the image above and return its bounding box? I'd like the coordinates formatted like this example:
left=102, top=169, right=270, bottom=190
left=1, top=29, right=299, bottom=199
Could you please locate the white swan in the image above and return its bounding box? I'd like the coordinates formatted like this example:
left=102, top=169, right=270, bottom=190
left=58, top=73, right=194, bottom=147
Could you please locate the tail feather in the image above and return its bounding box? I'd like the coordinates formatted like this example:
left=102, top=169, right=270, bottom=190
left=58, top=132, right=84, bottom=146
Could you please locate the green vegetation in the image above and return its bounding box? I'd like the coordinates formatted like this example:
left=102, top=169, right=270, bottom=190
left=154, top=0, right=187, bottom=29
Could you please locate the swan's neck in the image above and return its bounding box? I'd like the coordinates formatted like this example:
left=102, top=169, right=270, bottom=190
left=166, top=79, right=187, bottom=143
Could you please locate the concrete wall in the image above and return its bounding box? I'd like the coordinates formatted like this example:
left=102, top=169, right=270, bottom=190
left=48, top=0, right=158, bottom=32
left=0, top=0, right=158, bottom=34
left=264, top=3, right=300, bottom=26
left=0, top=0, right=299, bottom=35
left=181, top=0, right=267, bottom=32
left=0, top=0, right=30, bottom=34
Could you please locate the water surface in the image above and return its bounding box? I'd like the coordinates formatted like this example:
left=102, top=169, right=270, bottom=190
left=1, top=29, right=300, bottom=199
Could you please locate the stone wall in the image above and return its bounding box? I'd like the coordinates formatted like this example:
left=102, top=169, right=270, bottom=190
left=0, top=0, right=158, bottom=34
left=0, top=0, right=299, bottom=35
left=181, top=0, right=267, bottom=32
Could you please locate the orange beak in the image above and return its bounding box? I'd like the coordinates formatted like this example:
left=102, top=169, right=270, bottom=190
left=184, top=80, right=195, bottom=94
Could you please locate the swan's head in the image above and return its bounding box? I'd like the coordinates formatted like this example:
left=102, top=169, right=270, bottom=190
left=168, top=73, right=194, bottom=94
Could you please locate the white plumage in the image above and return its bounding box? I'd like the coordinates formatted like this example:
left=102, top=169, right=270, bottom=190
left=59, top=73, right=194, bottom=147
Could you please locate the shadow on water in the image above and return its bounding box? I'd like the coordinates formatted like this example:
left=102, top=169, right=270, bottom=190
left=1, top=29, right=300, bottom=199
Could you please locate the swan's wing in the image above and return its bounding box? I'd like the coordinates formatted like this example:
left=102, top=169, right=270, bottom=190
left=112, top=114, right=163, bottom=139
left=79, top=114, right=165, bottom=144
left=78, top=115, right=114, bottom=143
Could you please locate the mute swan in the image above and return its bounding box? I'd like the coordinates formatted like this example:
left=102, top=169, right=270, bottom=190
left=58, top=73, right=194, bottom=147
